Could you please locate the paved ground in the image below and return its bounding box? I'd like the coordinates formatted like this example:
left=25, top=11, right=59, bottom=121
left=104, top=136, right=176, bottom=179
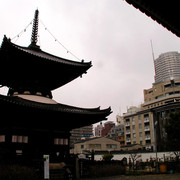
left=81, top=173, right=180, bottom=180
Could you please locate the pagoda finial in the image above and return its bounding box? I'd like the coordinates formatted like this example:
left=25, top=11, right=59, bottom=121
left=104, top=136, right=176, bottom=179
left=29, top=9, right=40, bottom=50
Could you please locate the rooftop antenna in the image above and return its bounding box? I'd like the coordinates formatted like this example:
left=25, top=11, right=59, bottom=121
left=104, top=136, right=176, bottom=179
left=150, top=40, right=155, bottom=61
left=150, top=40, right=156, bottom=81
left=29, top=9, right=40, bottom=50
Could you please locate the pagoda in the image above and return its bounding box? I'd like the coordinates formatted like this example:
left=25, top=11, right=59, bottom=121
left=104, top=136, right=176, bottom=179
left=0, top=10, right=111, bottom=162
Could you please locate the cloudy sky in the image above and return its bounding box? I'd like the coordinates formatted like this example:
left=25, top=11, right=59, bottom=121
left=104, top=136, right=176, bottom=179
left=0, top=0, right=180, bottom=123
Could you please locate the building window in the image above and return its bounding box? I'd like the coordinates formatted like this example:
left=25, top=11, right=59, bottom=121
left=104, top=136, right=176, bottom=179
left=0, top=135, right=5, bottom=142
left=89, top=144, right=101, bottom=149
left=54, top=138, right=68, bottom=145
left=64, top=139, right=68, bottom=145
left=12, top=135, right=28, bottom=143
left=139, top=132, right=142, bottom=137
left=132, top=117, right=135, bottom=122
left=106, top=144, right=117, bottom=149
left=81, top=145, right=84, bottom=149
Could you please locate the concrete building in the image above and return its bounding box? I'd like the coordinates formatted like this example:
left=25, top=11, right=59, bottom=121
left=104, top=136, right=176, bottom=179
left=94, top=121, right=115, bottom=137
left=123, top=107, right=154, bottom=150
left=73, top=137, right=121, bottom=154
left=123, top=78, right=180, bottom=151
left=123, top=51, right=180, bottom=151
left=70, top=125, right=93, bottom=148
left=143, top=78, right=180, bottom=151
left=94, top=122, right=103, bottom=137
left=154, top=52, right=180, bottom=83
left=107, top=125, right=125, bottom=145
left=116, top=115, right=124, bottom=125
left=101, top=121, right=115, bottom=136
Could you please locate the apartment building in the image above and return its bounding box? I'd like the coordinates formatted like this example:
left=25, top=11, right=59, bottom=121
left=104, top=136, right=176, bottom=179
left=123, top=78, right=180, bottom=151
left=123, top=107, right=154, bottom=150
left=70, top=125, right=93, bottom=148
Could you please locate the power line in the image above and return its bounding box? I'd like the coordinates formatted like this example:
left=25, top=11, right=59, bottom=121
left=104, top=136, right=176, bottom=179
left=11, top=21, right=33, bottom=43
left=40, top=20, right=81, bottom=61
left=11, top=18, right=82, bottom=61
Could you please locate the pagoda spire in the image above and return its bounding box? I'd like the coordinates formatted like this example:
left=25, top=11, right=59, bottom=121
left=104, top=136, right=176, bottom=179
left=29, top=9, right=40, bottom=50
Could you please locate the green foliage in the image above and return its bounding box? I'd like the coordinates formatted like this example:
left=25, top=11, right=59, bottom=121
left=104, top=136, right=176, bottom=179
left=165, top=110, right=180, bottom=151
left=102, top=153, right=114, bottom=161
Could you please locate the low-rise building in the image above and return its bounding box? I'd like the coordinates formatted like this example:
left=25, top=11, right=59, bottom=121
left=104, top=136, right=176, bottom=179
left=73, top=137, right=121, bottom=154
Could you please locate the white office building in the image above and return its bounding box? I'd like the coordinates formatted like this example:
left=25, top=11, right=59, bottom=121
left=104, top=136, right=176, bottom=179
left=154, top=51, right=180, bottom=83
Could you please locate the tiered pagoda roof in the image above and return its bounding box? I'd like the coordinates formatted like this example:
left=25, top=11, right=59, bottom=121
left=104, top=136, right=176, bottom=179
left=0, top=36, right=92, bottom=91
left=0, top=94, right=111, bottom=130
left=0, top=10, right=112, bottom=130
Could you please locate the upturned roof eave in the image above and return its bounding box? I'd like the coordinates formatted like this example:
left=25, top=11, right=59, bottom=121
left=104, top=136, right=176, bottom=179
left=0, top=94, right=112, bottom=117
left=1, top=35, right=92, bottom=67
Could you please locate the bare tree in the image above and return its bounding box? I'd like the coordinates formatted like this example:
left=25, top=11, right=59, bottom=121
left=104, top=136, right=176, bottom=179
left=129, top=153, right=141, bottom=170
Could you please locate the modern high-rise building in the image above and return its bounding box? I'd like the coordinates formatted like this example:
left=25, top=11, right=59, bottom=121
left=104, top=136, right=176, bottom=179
left=154, top=51, right=180, bottom=84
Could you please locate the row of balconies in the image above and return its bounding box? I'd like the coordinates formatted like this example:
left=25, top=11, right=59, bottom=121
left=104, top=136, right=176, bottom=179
left=126, top=136, right=151, bottom=143
left=125, top=118, right=149, bottom=127
left=126, top=126, right=150, bottom=134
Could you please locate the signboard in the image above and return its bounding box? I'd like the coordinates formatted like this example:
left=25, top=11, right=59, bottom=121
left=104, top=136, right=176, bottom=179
left=44, top=155, right=50, bottom=179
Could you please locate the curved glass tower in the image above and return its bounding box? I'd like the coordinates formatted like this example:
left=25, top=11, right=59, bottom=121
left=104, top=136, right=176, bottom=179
left=154, top=51, right=180, bottom=83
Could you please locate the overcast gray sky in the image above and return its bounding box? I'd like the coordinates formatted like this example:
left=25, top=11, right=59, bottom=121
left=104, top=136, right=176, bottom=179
left=1, top=0, right=180, bottom=123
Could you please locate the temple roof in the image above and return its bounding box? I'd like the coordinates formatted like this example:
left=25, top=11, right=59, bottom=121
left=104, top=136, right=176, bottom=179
left=0, top=36, right=92, bottom=90
left=125, top=0, right=180, bottom=37
left=0, top=94, right=112, bottom=130
left=0, top=10, right=112, bottom=129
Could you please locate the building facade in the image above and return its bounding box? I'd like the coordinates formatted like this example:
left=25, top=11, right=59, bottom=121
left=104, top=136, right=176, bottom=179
left=106, top=124, right=125, bottom=145
left=123, top=107, right=154, bottom=150
left=123, top=78, right=180, bottom=151
left=94, top=121, right=115, bottom=137
left=101, top=121, right=115, bottom=136
left=154, top=52, right=180, bottom=83
left=143, top=78, right=180, bottom=151
left=122, top=51, right=180, bottom=151
left=73, top=137, right=121, bottom=154
left=94, top=122, right=103, bottom=137
left=70, top=125, right=93, bottom=148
